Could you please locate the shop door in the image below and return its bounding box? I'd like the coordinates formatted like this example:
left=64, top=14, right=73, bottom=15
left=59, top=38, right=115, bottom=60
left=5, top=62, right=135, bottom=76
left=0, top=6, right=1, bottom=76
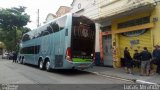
left=102, top=35, right=113, bottom=66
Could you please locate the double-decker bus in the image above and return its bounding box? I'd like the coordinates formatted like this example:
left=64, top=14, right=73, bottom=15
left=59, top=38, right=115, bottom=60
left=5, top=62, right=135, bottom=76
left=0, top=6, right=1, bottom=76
left=18, top=13, right=95, bottom=71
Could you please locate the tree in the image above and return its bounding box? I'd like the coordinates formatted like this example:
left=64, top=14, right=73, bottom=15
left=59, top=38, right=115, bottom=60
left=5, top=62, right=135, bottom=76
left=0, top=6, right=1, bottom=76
left=0, top=6, right=30, bottom=51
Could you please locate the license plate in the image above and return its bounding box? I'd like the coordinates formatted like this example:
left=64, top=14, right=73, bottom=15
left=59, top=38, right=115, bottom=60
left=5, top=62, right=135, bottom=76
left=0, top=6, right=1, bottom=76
left=80, top=64, right=86, bottom=67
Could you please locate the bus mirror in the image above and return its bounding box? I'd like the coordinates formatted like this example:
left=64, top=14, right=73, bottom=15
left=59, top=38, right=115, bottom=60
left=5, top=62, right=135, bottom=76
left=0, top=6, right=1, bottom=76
left=65, top=29, right=68, bottom=36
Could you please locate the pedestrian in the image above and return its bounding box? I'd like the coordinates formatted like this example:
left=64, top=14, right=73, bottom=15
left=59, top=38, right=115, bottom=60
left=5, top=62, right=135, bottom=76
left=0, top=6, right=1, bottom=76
left=155, top=45, right=160, bottom=74
left=12, top=51, right=17, bottom=63
left=124, top=47, right=133, bottom=74
left=139, top=47, right=152, bottom=76
left=133, top=50, right=141, bottom=69
left=149, top=45, right=159, bottom=75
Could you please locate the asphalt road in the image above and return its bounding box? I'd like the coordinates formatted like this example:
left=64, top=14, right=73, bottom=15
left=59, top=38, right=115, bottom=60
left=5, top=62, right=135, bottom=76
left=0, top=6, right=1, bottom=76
left=0, top=58, right=133, bottom=90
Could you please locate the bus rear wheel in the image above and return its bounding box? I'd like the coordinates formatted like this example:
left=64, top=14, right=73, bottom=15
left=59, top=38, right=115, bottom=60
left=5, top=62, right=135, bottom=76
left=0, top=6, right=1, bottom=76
left=45, top=61, right=51, bottom=72
left=39, top=60, right=44, bottom=70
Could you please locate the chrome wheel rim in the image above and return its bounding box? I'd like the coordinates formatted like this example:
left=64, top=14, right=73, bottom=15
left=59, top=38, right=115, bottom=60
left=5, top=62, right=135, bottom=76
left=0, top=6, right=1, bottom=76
left=40, top=61, right=43, bottom=69
left=46, top=61, right=50, bottom=70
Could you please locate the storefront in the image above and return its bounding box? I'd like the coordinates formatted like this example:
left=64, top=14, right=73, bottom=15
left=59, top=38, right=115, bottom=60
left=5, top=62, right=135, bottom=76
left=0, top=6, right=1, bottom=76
left=99, top=6, right=157, bottom=68
left=112, top=12, right=154, bottom=68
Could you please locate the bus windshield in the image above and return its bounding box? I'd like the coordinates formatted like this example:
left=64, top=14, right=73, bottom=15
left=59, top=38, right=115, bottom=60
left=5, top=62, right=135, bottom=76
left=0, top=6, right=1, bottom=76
left=71, top=16, right=95, bottom=62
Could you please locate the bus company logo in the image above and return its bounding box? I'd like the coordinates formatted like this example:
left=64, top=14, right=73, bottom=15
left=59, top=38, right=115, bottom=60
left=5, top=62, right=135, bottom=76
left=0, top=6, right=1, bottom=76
left=82, top=28, right=88, bottom=38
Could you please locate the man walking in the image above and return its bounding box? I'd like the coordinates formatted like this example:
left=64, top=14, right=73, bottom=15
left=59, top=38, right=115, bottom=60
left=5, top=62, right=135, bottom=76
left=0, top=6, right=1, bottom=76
left=12, top=51, right=17, bottom=63
left=133, top=50, right=141, bottom=69
left=155, top=45, right=160, bottom=74
left=139, top=47, right=152, bottom=76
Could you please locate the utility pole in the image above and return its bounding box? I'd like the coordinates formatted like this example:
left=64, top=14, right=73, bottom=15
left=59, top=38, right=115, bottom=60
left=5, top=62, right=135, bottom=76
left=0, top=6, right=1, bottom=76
left=37, top=9, right=40, bottom=27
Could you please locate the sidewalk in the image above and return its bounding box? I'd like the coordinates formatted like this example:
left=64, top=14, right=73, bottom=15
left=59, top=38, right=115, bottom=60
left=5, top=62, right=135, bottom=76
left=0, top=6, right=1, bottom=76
left=86, top=66, right=160, bottom=84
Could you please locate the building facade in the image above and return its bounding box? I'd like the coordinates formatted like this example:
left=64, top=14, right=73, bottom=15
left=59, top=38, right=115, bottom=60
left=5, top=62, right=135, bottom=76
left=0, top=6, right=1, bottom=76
left=71, top=0, right=160, bottom=68
left=56, top=6, right=71, bottom=17
left=96, top=0, right=159, bottom=68
left=45, top=6, right=71, bottom=23
left=45, top=13, right=57, bottom=23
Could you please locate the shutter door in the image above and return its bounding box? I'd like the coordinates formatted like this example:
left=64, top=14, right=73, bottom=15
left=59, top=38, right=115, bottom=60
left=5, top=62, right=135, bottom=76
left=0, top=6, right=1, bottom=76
left=119, top=30, right=152, bottom=58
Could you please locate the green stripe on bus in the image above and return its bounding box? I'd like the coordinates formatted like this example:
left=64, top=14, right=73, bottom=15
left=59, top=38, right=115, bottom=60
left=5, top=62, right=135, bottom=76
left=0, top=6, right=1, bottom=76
left=72, top=58, right=92, bottom=62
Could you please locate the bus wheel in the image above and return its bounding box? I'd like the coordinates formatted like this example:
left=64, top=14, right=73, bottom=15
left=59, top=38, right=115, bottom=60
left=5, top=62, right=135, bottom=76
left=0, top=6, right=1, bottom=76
left=39, top=60, right=44, bottom=70
left=46, top=61, right=51, bottom=72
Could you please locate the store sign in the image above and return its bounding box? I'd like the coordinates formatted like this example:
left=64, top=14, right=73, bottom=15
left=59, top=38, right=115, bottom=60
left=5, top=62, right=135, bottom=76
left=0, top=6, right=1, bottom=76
left=121, top=29, right=147, bottom=37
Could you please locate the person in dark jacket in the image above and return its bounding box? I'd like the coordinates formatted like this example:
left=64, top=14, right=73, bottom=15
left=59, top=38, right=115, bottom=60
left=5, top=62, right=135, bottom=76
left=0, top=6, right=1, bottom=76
left=152, top=45, right=159, bottom=59
left=133, top=50, right=141, bottom=69
left=154, top=45, right=160, bottom=74
left=124, top=47, right=133, bottom=74
left=12, top=51, right=17, bottom=63
left=139, top=47, right=152, bottom=76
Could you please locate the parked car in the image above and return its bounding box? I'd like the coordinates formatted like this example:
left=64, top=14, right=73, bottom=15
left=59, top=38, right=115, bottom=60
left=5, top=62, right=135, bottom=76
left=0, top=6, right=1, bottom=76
left=2, top=53, right=9, bottom=59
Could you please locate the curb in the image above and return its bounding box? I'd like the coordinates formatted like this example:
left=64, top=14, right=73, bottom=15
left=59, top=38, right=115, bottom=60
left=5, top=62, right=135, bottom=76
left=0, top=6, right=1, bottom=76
left=135, top=79, right=157, bottom=84
left=89, top=71, right=134, bottom=83
left=88, top=71, right=158, bottom=84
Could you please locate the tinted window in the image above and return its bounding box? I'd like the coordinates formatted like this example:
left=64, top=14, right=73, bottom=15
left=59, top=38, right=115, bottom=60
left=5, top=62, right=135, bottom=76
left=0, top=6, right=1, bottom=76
left=47, top=25, right=54, bottom=34
left=57, top=16, right=67, bottom=30
left=37, top=31, right=43, bottom=38
left=22, top=34, right=30, bottom=42
left=42, top=30, right=50, bottom=36
left=26, top=16, right=67, bottom=40
left=32, top=30, right=38, bottom=39
left=20, top=45, right=40, bottom=54
left=51, top=22, right=59, bottom=33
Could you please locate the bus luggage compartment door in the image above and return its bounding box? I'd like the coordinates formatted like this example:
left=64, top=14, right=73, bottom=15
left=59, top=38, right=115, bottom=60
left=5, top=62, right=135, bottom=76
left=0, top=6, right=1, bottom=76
left=55, top=55, right=63, bottom=67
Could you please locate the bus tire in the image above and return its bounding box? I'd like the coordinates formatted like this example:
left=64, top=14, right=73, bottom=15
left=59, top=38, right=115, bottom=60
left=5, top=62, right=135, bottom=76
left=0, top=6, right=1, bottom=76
left=39, top=60, right=44, bottom=70
left=45, top=60, right=51, bottom=72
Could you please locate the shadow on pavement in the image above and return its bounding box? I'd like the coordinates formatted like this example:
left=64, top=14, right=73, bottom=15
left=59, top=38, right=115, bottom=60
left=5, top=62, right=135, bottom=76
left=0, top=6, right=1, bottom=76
left=21, top=63, right=92, bottom=76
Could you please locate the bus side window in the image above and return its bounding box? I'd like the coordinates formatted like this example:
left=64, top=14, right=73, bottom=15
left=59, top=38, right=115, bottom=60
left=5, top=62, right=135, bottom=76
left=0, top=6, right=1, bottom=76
left=36, top=32, right=42, bottom=38
left=42, top=30, right=50, bottom=36
left=22, top=34, right=30, bottom=42
left=57, top=16, right=67, bottom=31
left=47, top=25, right=53, bottom=34
left=51, top=22, right=59, bottom=33
left=33, top=30, right=38, bottom=39
left=34, top=45, right=40, bottom=54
